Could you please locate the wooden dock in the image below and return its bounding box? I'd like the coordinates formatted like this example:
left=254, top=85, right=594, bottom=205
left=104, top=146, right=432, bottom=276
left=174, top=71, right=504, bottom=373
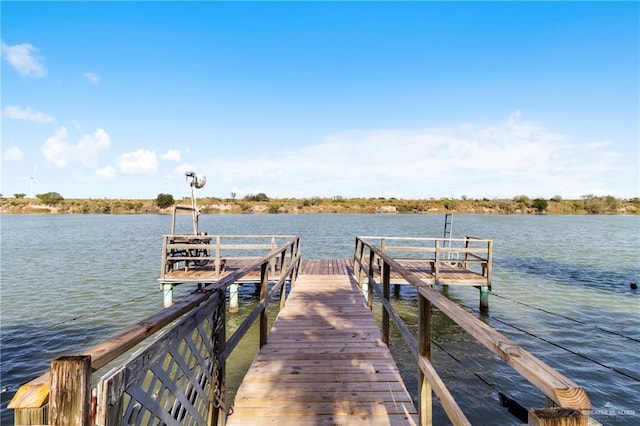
left=163, top=258, right=486, bottom=286
left=10, top=235, right=596, bottom=426
left=227, top=272, right=418, bottom=425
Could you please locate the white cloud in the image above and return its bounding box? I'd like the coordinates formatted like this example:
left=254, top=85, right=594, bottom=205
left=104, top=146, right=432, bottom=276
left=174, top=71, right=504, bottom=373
left=197, top=112, right=630, bottom=199
left=1, top=41, right=47, bottom=77
left=96, top=166, right=117, bottom=179
left=3, top=146, right=23, bottom=162
left=161, top=149, right=181, bottom=162
left=42, top=128, right=70, bottom=167
left=506, top=109, right=522, bottom=127
left=2, top=105, right=54, bottom=123
left=83, top=72, right=100, bottom=84
left=586, top=140, right=613, bottom=150
left=42, top=127, right=111, bottom=168
left=117, top=149, right=158, bottom=175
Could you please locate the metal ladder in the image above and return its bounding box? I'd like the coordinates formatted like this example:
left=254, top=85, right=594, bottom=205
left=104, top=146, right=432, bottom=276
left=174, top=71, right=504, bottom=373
left=443, top=214, right=456, bottom=261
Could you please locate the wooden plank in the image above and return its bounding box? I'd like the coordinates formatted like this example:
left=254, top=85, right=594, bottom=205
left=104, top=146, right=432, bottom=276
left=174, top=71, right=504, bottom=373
left=228, top=413, right=417, bottom=425
left=166, top=256, right=482, bottom=283
left=228, top=274, right=417, bottom=425
left=227, top=401, right=415, bottom=415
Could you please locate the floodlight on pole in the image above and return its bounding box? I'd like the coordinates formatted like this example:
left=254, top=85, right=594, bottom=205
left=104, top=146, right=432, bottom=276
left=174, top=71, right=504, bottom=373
left=184, top=171, right=207, bottom=234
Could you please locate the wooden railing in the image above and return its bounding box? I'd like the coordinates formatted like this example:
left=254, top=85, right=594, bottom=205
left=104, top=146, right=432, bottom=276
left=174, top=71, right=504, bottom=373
left=355, top=235, right=492, bottom=283
left=355, top=235, right=493, bottom=311
left=9, top=236, right=301, bottom=425
left=353, top=236, right=592, bottom=426
left=160, top=234, right=299, bottom=281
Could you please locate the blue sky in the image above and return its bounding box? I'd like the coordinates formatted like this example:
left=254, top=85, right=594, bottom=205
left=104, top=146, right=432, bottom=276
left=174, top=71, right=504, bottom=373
left=1, top=1, right=638, bottom=200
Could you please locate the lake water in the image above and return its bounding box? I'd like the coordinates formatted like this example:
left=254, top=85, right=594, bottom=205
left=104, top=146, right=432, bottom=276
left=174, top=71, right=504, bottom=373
left=1, top=214, right=639, bottom=425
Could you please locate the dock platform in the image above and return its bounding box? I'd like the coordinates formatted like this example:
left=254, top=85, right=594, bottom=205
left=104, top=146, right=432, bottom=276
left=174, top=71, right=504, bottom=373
left=227, top=273, right=418, bottom=425
left=163, top=258, right=487, bottom=286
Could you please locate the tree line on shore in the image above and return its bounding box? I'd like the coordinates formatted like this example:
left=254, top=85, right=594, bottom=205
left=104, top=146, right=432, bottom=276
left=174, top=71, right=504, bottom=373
left=1, top=192, right=638, bottom=215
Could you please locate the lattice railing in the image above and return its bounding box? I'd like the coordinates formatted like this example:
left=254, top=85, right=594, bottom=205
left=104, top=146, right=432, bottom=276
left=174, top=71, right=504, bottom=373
left=9, top=235, right=300, bottom=425
left=96, top=289, right=226, bottom=425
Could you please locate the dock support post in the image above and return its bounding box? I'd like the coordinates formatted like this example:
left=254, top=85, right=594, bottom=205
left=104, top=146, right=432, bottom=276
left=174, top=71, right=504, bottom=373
left=362, top=281, right=369, bottom=304
left=480, top=285, right=489, bottom=312
left=229, top=282, right=239, bottom=313
left=394, top=284, right=401, bottom=298
left=50, top=355, right=92, bottom=426
left=382, top=261, right=390, bottom=345
left=259, top=262, right=269, bottom=348
left=163, top=283, right=173, bottom=307
left=418, top=294, right=432, bottom=425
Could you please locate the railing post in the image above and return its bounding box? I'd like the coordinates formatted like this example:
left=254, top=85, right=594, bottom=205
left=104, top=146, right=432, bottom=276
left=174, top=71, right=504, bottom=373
left=353, top=238, right=363, bottom=284
left=382, top=260, right=390, bottom=345
left=291, top=238, right=301, bottom=287
left=161, top=236, right=168, bottom=278
left=209, top=290, right=227, bottom=426
left=280, top=250, right=287, bottom=276
left=464, top=237, right=470, bottom=269
left=418, top=294, right=432, bottom=426
left=259, top=261, right=269, bottom=348
left=434, top=240, right=440, bottom=286
left=289, top=239, right=300, bottom=288
left=49, top=355, right=92, bottom=426
left=270, top=237, right=277, bottom=276
left=279, top=249, right=287, bottom=310
left=215, top=236, right=222, bottom=279
left=486, top=240, right=493, bottom=289
left=366, top=249, right=375, bottom=310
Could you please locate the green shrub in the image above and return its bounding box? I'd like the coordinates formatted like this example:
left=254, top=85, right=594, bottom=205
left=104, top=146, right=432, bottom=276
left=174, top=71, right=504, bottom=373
left=156, top=193, right=175, bottom=208
left=532, top=198, right=548, bottom=213
left=36, top=192, right=64, bottom=205
left=268, top=203, right=280, bottom=214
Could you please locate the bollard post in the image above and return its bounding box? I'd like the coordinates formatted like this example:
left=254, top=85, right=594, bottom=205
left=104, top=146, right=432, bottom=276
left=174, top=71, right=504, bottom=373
left=480, top=285, right=489, bottom=312
left=229, top=282, right=239, bottom=313
left=163, top=282, right=173, bottom=307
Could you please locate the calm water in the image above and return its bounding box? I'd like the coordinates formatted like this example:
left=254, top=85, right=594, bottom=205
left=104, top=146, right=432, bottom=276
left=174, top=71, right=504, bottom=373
left=1, top=214, right=639, bottom=425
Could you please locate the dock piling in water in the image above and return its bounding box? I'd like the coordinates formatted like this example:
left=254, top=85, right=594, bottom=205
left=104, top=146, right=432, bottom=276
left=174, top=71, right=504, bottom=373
left=229, top=282, right=239, bottom=313
left=162, top=282, right=173, bottom=307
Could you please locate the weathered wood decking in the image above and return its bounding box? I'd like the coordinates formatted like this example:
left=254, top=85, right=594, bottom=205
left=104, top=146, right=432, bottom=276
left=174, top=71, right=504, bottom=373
left=227, top=273, right=418, bottom=425
left=163, top=258, right=486, bottom=285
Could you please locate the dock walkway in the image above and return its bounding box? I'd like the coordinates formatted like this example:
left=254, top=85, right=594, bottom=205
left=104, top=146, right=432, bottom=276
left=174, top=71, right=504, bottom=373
left=227, top=271, right=418, bottom=425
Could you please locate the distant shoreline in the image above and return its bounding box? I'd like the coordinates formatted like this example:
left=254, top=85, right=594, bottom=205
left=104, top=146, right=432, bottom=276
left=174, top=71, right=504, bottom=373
left=1, top=196, right=638, bottom=215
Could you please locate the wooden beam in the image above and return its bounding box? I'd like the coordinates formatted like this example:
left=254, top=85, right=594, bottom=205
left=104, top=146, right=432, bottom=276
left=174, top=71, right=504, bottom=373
left=49, top=355, right=92, bottom=426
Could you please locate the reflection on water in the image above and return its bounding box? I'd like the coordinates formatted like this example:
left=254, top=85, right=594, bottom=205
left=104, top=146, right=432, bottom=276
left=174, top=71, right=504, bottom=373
left=1, top=214, right=639, bottom=425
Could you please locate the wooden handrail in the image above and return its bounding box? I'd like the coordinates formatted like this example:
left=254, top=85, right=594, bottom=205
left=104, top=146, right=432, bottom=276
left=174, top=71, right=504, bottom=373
left=9, top=235, right=301, bottom=423
left=354, top=236, right=591, bottom=425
